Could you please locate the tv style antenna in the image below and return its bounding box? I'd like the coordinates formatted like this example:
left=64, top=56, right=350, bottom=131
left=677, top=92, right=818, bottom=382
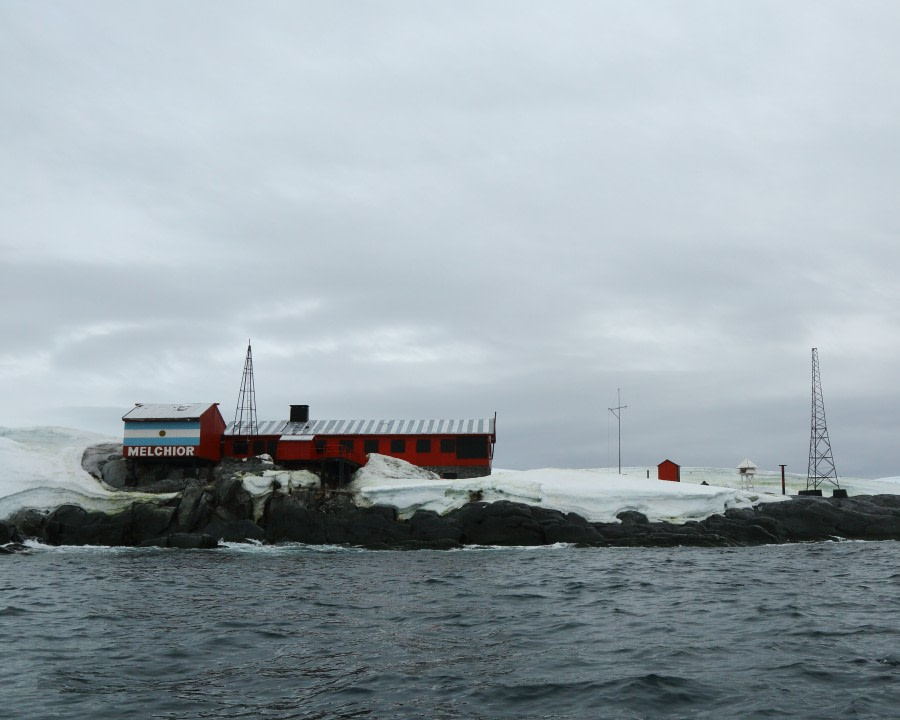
left=609, top=388, right=627, bottom=474
left=806, top=348, right=839, bottom=493
left=233, top=340, right=258, bottom=438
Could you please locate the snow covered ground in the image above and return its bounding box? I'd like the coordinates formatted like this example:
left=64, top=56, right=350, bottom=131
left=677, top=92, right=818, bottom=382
left=0, top=426, right=174, bottom=520
left=2, top=426, right=899, bottom=525
left=350, top=454, right=794, bottom=523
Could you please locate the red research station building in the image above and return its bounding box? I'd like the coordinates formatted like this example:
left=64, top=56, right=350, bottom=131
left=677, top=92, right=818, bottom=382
left=224, top=405, right=496, bottom=479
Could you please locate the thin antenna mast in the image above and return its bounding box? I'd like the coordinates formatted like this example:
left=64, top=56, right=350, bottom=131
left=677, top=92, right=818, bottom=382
left=806, top=348, right=839, bottom=491
left=609, top=388, right=627, bottom=474
left=233, top=340, right=258, bottom=438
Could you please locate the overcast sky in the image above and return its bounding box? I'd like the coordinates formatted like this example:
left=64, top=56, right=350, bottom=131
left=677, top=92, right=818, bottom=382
left=2, top=1, right=899, bottom=477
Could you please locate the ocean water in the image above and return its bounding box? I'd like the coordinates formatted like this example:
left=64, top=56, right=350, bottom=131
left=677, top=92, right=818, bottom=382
left=2, top=542, right=899, bottom=720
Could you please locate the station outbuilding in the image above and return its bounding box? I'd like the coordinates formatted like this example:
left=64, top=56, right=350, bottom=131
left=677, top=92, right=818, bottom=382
left=657, top=459, right=681, bottom=482
left=122, top=403, right=225, bottom=462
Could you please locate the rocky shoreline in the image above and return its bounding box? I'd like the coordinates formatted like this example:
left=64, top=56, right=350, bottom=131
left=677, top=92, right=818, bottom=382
left=3, top=449, right=900, bottom=553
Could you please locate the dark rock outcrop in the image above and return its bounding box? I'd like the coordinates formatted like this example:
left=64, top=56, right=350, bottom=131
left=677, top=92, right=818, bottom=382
left=43, top=505, right=133, bottom=546
left=1, top=520, right=26, bottom=546
left=408, top=509, right=463, bottom=544
left=263, top=493, right=329, bottom=544
left=201, top=517, right=266, bottom=543
left=452, top=501, right=544, bottom=546
left=81, top=443, right=122, bottom=480
left=13, top=444, right=900, bottom=550
left=755, top=495, right=900, bottom=542
left=100, top=458, right=129, bottom=489
left=174, top=481, right=214, bottom=533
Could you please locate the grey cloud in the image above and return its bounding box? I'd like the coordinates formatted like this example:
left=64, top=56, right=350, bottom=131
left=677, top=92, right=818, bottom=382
left=2, top=1, right=899, bottom=476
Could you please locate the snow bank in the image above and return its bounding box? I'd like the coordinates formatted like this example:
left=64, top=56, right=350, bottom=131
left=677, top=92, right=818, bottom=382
left=242, top=469, right=321, bottom=496
left=0, top=427, right=174, bottom=520
left=349, top=455, right=791, bottom=522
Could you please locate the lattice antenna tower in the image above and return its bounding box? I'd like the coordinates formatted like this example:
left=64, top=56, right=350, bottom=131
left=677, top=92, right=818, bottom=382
left=233, top=340, right=258, bottom=437
left=807, top=347, right=839, bottom=491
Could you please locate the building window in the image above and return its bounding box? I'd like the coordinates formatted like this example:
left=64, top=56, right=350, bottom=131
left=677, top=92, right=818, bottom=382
left=440, top=438, right=455, bottom=454
left=416, top=438, right=431, bottom=454
left=390, top=438, right=406, bottom=453
left=253, top=440, right=266, bottom=455
left=233, top=440, right=248, bottom=455
left=456, top=436, right=489, bottom=459
left=364, top=439, right=379, bottom=454
left=340, top=439, right=354, bottom=454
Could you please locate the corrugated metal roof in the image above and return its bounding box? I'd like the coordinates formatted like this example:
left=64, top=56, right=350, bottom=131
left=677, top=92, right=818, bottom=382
left=223, top=418, right=495, bottom=437
left=122, top=403, right=218, bottom=421
left=223, top=420, right=289, bottom=436
left=279, top=418, right=495, bottom=437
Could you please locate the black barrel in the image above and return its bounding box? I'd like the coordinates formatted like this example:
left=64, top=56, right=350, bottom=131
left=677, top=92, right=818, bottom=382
left=290, top=405, right=309, bottom=423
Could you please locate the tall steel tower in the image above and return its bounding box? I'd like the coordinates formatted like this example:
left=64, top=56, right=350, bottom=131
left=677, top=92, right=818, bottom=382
left=233, top=340, right=258, bottom=437
left=807, top=347, right=840, bottom=492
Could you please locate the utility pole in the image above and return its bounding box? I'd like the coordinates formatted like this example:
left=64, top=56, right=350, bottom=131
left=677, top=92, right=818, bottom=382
left=609, top=388, right=627, bottom=474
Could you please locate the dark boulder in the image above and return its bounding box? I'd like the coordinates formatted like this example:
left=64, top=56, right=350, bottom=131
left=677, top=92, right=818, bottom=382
left=758, top=496, right=900, bottom=542
left=451, top=501, right=544, bottom=546
left=1, top=520, right=25, bottom=545
left=174, top=482, right=214, bottom=533
left=531, top=507, right=602, bottom=545
left=616, top=510, right=650, bottom=525
left=324, top=505, right=412, bottom=547
left=100, top=458, right=129, bottom=489
left=201, top=517, right=266, bottom=543
left=409, top=509, right=463, bottom=543
left=702, top=513, right=781, bottom=545
left=81, top=442, right=122, bottom=479
left=0, top=543, right=29, bottom=554
left=857, top=494, right=900, bottom=511
left=213, top=475, right=254, bottom=520
left=168, top=532, right=219, bottom=549
left=44, top=504, right=133, bottom=546
left=5, top=509, right=45, bottom=539
left=264, top=494, right=328, bottom=544
left=130, top=503, right=176, bottom=544
left=128, top=477, right=192, bottom=494
left=594, top=521, right=651, bottom=542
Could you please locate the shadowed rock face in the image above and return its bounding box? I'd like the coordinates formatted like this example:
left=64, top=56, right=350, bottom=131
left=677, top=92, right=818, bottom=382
left=9, top=492, right=900, bottom=553
left=2, top=445, right=898, bottom=552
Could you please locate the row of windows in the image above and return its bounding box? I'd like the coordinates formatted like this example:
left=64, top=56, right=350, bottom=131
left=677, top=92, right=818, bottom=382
left=229, top=436, right=490, bottom=460
left=341, top=436, right=489, bottom=459
left=232, top=439, right=278, bottom=456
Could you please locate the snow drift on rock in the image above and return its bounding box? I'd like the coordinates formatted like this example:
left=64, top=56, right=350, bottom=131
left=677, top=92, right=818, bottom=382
left=350, top=455, right=791, bottom=522
left=0, top=426, right=173, bottom=520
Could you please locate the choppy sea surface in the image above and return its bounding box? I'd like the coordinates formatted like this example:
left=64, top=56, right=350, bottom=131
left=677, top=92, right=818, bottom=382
left=2, top=541, right=899, bottom=720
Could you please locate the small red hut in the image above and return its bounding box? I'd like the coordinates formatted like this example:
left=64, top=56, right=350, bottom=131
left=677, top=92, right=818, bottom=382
left=658, top=459, right=681, bottom=482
